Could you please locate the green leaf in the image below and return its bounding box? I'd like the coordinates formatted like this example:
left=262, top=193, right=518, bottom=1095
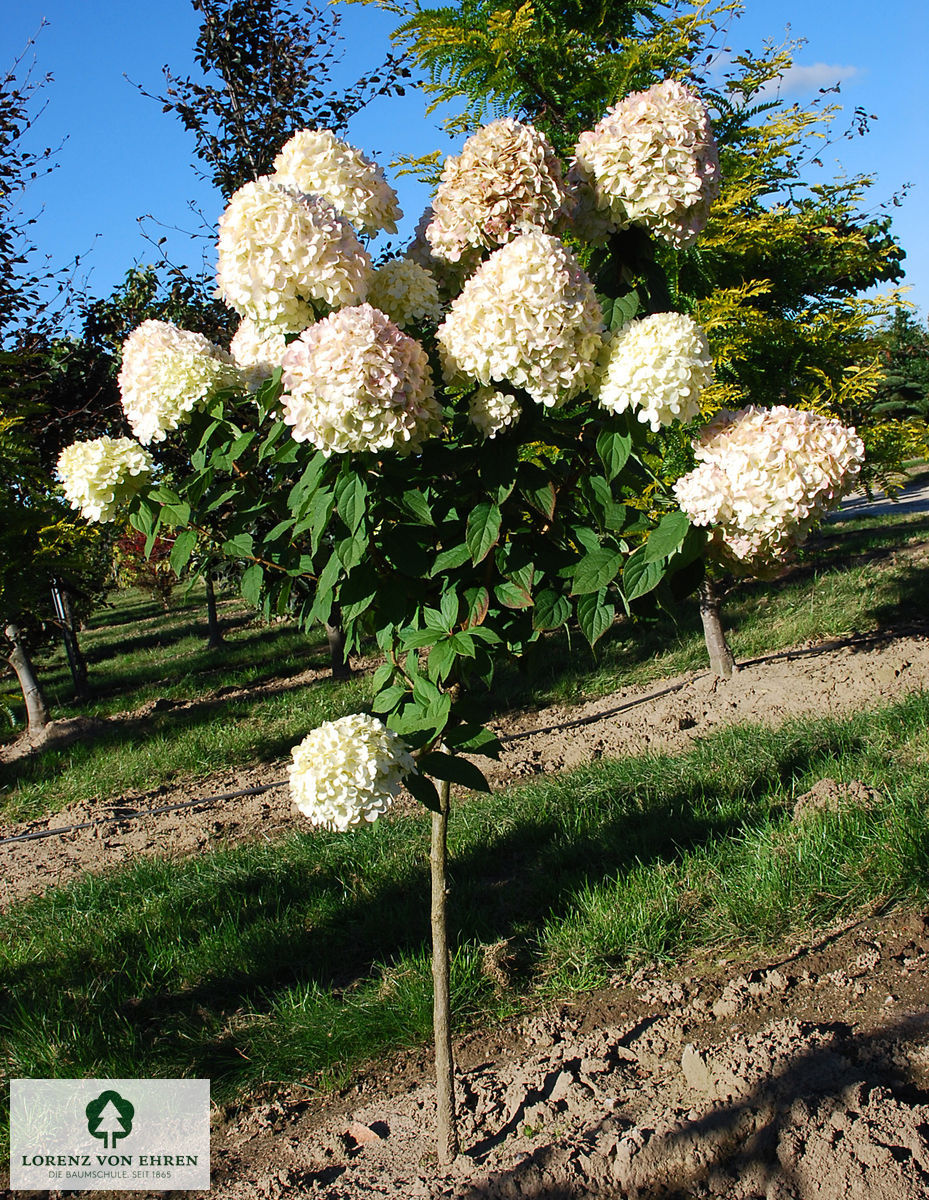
left=571, top=548, right=621, bottom=595
left=429, top=543, right=471, bottom=577
left=443, top=723, right=501, bottom=758
left=222, top=532, right=255, bottom=559
left=440, top=589, right=460, bottom=629
left=334, top=471, right=367, bottom=534
left=644, top=511, right=691, bottom=563
left=371, top=661, right=394, bottom=693
left=610, top=289, right=640, bottom=330
left=372, top=685, right=407, bottom=714
left=623, top=544, right=664, bottom=601
left=495, top=580, right=533, bottom=609
left=596, top=429, right=632, bottom=482
left=427, top=637, right=457, bottom=682
left=335, top=534, right=366, bottom=572
left=240, top=562, right=264, bottom=607
left=577, top=591, right=615, bottom=647
left=466, top=501, right=502, bottom=565
left=533, top=589, right=571, bottom=630
left=418, top=752, right=491, bottom=793
left=168, top=530, right=197, bottom=576
left=400, top=627, right=441, bottom=650
left=404, top=770, right=441, bottom=813
left=229, top=430, right=257, bottom=461
left=398, top=488, right=434, bottom=526
left=522, top=481, right=556, bottom=522
left=287, top=455, right=327, bottom=517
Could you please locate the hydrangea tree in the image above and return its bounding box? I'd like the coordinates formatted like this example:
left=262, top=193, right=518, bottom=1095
left=57, top=85, right=862, bottom=1159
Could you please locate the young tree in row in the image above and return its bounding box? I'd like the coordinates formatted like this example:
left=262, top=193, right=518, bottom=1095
left=59, top=59, right=863, bottom=1155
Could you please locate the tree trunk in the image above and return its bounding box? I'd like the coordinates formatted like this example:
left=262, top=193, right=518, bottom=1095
left=699, top=579, right=737, bottom=679
left=5, top=624, right=50, bottom=732
left=205, top=569, right=224, bottom=650
left=325, top=618, right=351, bottom=680
left=51, top=582, right=89, bottom=699
left=431, top=777, right=459, bottom=1164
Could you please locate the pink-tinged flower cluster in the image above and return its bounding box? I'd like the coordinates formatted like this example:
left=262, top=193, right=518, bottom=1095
left=427, top=119, right=570, bottom=262
left=272, top=129, right=402, bottom=235
left=437, top=232, right=603, bottom=408
left=468, top=387, right=522, bottom=439
left=595, top=312, right=713, bottom=430
left=56, top=436, right=154, bottom=523
left=230, top=318, right=289, bottom=392
left=289, top=713, right=415, bottom=832
left=281, top=304, right=441, bottom=456
left=674, top=405, right=865, bottom=567
left=367, top=257, right=443, bottom=329
left=572, top=80, right=720, bottom=247
left=216, top=178, right=371, bottom=330
left=118, top=320, right=242, bottom=444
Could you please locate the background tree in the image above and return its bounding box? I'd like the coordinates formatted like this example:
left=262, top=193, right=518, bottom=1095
left=139, top=0, right=412, bottom=198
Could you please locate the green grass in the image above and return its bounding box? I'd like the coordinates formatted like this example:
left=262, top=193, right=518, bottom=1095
left=2, top=691, right=928, bottom=1132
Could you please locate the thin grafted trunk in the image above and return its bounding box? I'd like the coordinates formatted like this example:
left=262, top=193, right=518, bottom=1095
left=431, top=777, right=458, bottom=1164
left=5, top=624, right=50, bottom=732
left=699, top=579, right=737, bottom=679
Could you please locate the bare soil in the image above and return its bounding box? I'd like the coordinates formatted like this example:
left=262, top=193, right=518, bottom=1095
left=3, top=623, right=929, bottom=1199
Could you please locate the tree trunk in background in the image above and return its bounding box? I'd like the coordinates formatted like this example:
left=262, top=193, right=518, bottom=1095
left=325, top=616, right=351, bottom=680
left=5, top=624, right=50, bottom=732
left=699, top=579, right=737, bottom=679
left=205, top=569, right=224, bottom=650
left=52, top=582, right=89, bottom=699
left=431, top=777, right=459, bottom=1164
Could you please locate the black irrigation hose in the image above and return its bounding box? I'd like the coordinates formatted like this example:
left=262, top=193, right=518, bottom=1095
left=0, top=780, right=288, bottom=847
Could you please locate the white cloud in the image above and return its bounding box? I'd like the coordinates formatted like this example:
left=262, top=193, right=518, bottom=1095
left=761, top=62, right=862, bottom=98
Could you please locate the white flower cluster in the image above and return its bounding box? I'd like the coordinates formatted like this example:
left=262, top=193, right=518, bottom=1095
left=468, top=388, right=522, bottom=439
left=230, top=319, right=289, bottom=392
left=272, top=129, right=402, bottom=235
left=595, top=312, right=713, bottom=430
left=289, top=713, right=415, bottom=832
left=674, top=405, right=865, bottom=566
left=427, top=118, right=570, bottom=262
left=281, top=303, right=442, bottom=456
left=367, top=257, right=443, bottom=329
left=118, top=320, right=242, bottom=444
left=572, top=80, right=720, bottom=247
left=56, top=436, right=154, bottom=523
left=216, top=178, right=371, bottom=330
left=406, top=206, right=480, bottom=295
left=437, top=232, right=603, bottom=408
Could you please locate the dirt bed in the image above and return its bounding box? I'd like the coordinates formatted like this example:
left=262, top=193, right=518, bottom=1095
left=207, top=904, right=929, bottom=1200
left=2, top=627, right=928, bottom=909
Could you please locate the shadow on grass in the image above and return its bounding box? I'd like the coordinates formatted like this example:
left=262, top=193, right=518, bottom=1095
left=0, top=718, right=877, bottom=1090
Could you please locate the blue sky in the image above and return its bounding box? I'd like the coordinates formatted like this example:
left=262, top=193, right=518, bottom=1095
left=5, top=1, right=927, bottom=321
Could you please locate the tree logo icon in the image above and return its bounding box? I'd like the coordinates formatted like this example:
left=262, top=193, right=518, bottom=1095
left=85, top=1090, right=135, bottom=1148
